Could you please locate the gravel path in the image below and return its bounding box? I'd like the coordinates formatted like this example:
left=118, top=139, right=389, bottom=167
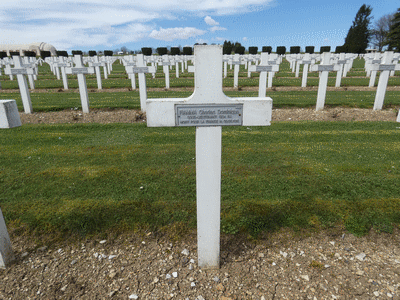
left=1, top=229, right=399, bottom=299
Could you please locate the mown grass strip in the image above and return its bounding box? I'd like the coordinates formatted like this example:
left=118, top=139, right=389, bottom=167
left=2, top=90, right=399, bottom=112
left=1, top=122, right=399, bottom=237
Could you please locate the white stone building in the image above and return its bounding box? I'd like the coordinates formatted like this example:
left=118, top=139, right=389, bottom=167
left=0, top=42, right=57, bottom=56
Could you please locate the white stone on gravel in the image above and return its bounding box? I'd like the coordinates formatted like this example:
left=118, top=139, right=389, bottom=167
left=99, top=240, right=107, bottom=244
left=166, top=274, right=171, bottom=279
left=280, top=251, right=288, bottom=258
left=196, top=296, right=205, bottom=300
left=373, top=291, right=380, bottom=297
left=181, top=249, right=189, bottom=256
left=213, top=276, right=220, bottom=282
left=189, top=259, right=195, bottom=264
left=300, top=275, right=309, bottom=281
left=355, top=253, right=366, bottom=261
left=191, top=282, right=196, bottom=287
left=128, top=294, right=139, bottom=299
left=172, top=272, right=178, bottom=278
left=108, top=255, right=117, bottom=260
left=356, top=270, right=364, bottom=276
left=330, top=241, right=335, bottom=246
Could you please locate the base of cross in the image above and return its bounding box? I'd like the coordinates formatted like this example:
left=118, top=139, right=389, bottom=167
left=146, top=45, right=272, bottom=269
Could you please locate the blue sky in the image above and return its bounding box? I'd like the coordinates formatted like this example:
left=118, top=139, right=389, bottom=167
left=1, top=0, right=398, bottom=53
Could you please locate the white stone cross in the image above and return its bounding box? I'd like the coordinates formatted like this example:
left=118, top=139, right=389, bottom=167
left=334, top=53, right=347, bottom=88
left=54, top=56, right=71, bottom=90
left=232, top=54, right=242, bottom=88
left=367, top=53, right=381, bottom=87
left=22, top=57, right=37, bottom=89
left=298, top=53, right=314, bottom=88
left=123, top=55, right=138, bottom=90
left=88, top=56, right=105, bottom=90
left=161, top=55, right=172, bottom=89
left=65, top=55, right=95, bottom=113
left=4, top=56, right=34, bottom=114
left=248, top=53, right=279, bottom=97
left=310, top=52, right=340, bottom=111
left=372, top=51, right=400, bottom=111
left=146, top=45, right=272, bottom=269
left=125, top=54, right=156, bottom=112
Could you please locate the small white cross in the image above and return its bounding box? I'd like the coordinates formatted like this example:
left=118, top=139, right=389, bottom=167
left=4, top=56, right=34, bottom=114
left=65, top=55, right=95, bottom=113
left=125, top=54, right=156, bottom=111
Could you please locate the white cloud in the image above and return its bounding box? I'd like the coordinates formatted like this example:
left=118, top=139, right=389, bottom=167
left=204, top=16, right=219, bottom=26
left=0, top=0, right=274, bottom=50
left=243, top=37, right=248, bottom=41
left=209, top=26, right=227, bottom=32
left=149, top=27, right=206, bottom=42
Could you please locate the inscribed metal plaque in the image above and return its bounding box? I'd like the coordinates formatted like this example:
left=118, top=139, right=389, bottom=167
left=379, top=64, right=395, bottom=71
left=338, top=60, right=347, bottom=64
left=255, top=66, right=273, bottom=72
left=301, top=60, right=311, bottom=65
left=131, top=67, right=149, bottom=73
left=175, top=104, right=243, bottom=127
left=71, top=68, right=89, bottom=74
left=231, top=61, right=241, bottom=65
left=317, top=65, right=334, bottom=72
left=10, top=69, right=28, bottom=75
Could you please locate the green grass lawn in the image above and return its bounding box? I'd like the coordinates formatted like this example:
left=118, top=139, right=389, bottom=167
left=1, top=90, right=399, bottom=112
left=1, top=122, right=400, bottom=238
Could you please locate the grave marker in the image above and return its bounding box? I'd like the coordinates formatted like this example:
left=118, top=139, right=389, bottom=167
left=310, top=52, right=340, bottom=111
left=372, top=51, right=400, bottom=110
left=161, top=55, right=172, bottom=89
left=248, top=53, right=279, bottom=97
left=299, top=53, right=313, bottom=87
left=65, top=55, right=95, bottom=113
left=123, top=55, right=137, bottom=89
left=0, top=207, right=14, bottom=268
left=0, top=100, right=21, bottom=128
left=55, top=57, right=70, bottom=90
left=89, top=56, right=105, bottom=90
left=147, top=45, right=272, bottom=269
left=232, top=54, right=241, bottom=88
left=4, top=56, right=34, bottom=114
left=125, top=54, right=155, bottom=112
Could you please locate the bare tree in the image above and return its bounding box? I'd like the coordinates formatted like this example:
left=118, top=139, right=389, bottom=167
left=370, top=13, right=394, bottom=51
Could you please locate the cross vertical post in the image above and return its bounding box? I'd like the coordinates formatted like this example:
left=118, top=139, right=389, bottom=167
left=125, top=54, right=156, bottom=112
left=311, top=52, right=339, bottom=111
left=248, top=53, right=279, bottom=97
left=4, top=56, right=33, bottom=114
left=373, top=51, right=395, bottom=111
left=65, top=55, right=95, bottom=113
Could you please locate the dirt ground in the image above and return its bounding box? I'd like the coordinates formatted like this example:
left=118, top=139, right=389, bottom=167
left=18, top=106, right=398, bottom=125
left=3, top=97, right=400, bottom=299
left=1, top=227, right=399, bottom=299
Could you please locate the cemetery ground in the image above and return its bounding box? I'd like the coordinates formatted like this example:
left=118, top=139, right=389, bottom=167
left=1, top=57, right=400, bottom=299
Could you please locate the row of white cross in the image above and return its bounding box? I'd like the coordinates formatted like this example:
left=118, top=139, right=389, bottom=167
left=1, top=46, right=400, bottom=270
left=2, top=51, right=399, bottom=117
